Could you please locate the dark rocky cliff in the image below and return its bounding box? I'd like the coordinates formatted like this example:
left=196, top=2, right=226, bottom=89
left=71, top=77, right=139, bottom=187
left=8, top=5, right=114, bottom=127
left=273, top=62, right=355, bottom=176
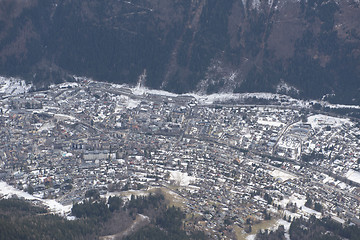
left=0, top=0, right=359, bottom=104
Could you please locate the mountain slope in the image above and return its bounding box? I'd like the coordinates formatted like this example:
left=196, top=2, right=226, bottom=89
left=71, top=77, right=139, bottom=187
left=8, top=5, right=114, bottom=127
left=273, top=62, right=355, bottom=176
left=0, top=0, right=359, bottom=104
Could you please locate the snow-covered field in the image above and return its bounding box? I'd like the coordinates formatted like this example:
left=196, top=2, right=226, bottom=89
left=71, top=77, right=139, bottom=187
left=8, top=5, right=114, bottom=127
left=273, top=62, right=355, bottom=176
left=125, top=98, right=141, bottom=109
left=132, top=84, right=178, bottom=98
left=282, top=194, right=306, bottom=207
left=246, top=192, right=323, bottom=240
left=0, top=181, right=72, bottom=216
left=345, top=169, right=360, bottom=184
left=169, top=170, right=196, bottom=186
left=57, top=82, right=79, bottom=89
left=276, top=81, right=299, bottom=95
left=54, top=113, right=78, bottom=122
left=246, top=219, right=291, bottom=240
left=307, top=114, right=353, bottom=129
left=0, top=76, right=32, bottom=96
left=278, top=193, right=322, bottom=218
left=112, top=95, right=141, bottom=110
left=38, top=122, right=56, bottom=132
left=269, top=169, right=297, bottom=182
left=112, top=190, right=150, bottom=201
left=258, top=119, right=284, bottom=127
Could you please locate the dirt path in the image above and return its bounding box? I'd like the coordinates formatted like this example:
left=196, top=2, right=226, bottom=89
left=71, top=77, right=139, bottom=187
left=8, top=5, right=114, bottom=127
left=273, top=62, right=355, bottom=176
left=100, top=214, right=150, bottom=240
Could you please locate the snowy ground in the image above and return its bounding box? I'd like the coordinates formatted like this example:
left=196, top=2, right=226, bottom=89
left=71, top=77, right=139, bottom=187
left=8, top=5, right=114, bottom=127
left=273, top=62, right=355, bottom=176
left=307, top=114, right=353, bottom=129
left=2, top=75, right=358, bottom=114
left=245, top=193, right=323, bottom=240
left=57, top=82, right=79, bottom=89
left=321, top=174, right=335, bottom=184
left=130, top=81, right=360, bottom=110
left=109, top=190, right=150, bottom=201
left=169, top=170, right=196, bottom=186
left=276, top=81, right=299, bottom=95
left=258, top=119, right=284, bottom=127
left=345, top=169, right=360, bottom=184
left=278, top=193, right=306, bottom=209
left=0, top=181, right=72, bottom=216
left=127, top=82, right=360, bottom=112
left=71, top=76, right=360, bottom=113
left=112, top=95, right=141, bottom=110
left=246, top=234, right=256, bottom=240
left=38, top=122, right=56, bottom=132
left=322, top=102, right=360, bottom=110
left=269, top=169, right=297, bottom=182
left=0, top=76, right=32, bottom=96
left=125, top=98, right=141, bottom=109
left=194, top=92, right=290, bottom=105
left=246, top=219, right=291, bottom=240
left=54, top=113, right=78, bottom=122
left=278, top=193, right=322, bottom=219
left=131, top=84, right=178, bottom=98
left=119, top=78, right=301, bottom=106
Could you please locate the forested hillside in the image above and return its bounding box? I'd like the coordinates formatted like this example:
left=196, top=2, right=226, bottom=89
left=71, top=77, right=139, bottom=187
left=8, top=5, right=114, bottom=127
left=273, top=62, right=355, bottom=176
left=0, top=193, right=205, bottom=240
left=0, top=0, right=359, bottom=104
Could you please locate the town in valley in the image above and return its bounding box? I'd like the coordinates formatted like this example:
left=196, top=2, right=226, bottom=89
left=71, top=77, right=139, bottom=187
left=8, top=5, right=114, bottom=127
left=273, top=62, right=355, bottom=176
left=0, top=77, right=360, bottom=239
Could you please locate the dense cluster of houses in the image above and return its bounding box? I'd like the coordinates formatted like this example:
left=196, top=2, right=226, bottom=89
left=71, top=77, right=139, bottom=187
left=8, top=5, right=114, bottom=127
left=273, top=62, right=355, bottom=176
left=0, top=79, right=359, bottom=238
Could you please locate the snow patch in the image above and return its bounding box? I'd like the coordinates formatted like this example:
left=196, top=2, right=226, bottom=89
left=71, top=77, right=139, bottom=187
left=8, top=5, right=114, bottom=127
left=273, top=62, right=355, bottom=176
left=302, top=205, right=322, bottom=218
left=258, top=119, right=284, bottom=127
left=307, top=114, right=353, bottom=129
left=0, top=76, right=32, bottom=96
left=192, top=92, right=286, bottom=105
left=276, top=81, right=299, bottom=95
left=132, top=84, right=178, bottom=97
left=126, top=98, right=141, bottom=109
left=58, top=82, right=79, bottom=89
left=0, top=181, right=72, bottom=216
left=62, top=152, right=73, bottom=158
left=345, top=169, right=360, bottom=184
left=278, top=193, right=306, bottom=209
left=120, top=190, right=149, bottom=200
left=250, top=219, right=291, bottom=240
left=269, top=169, right=297, bottom=182
left=169, top=171, right=196, bottom=186
left=325, top=103, right=360, bottom=110
left=252, top=0, right=261, bottom=9
left=54, top=114, right=78, bottom=122
left=38, top=122, right=55, bottom=132
left=246, top=234, right=256, bottom=240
